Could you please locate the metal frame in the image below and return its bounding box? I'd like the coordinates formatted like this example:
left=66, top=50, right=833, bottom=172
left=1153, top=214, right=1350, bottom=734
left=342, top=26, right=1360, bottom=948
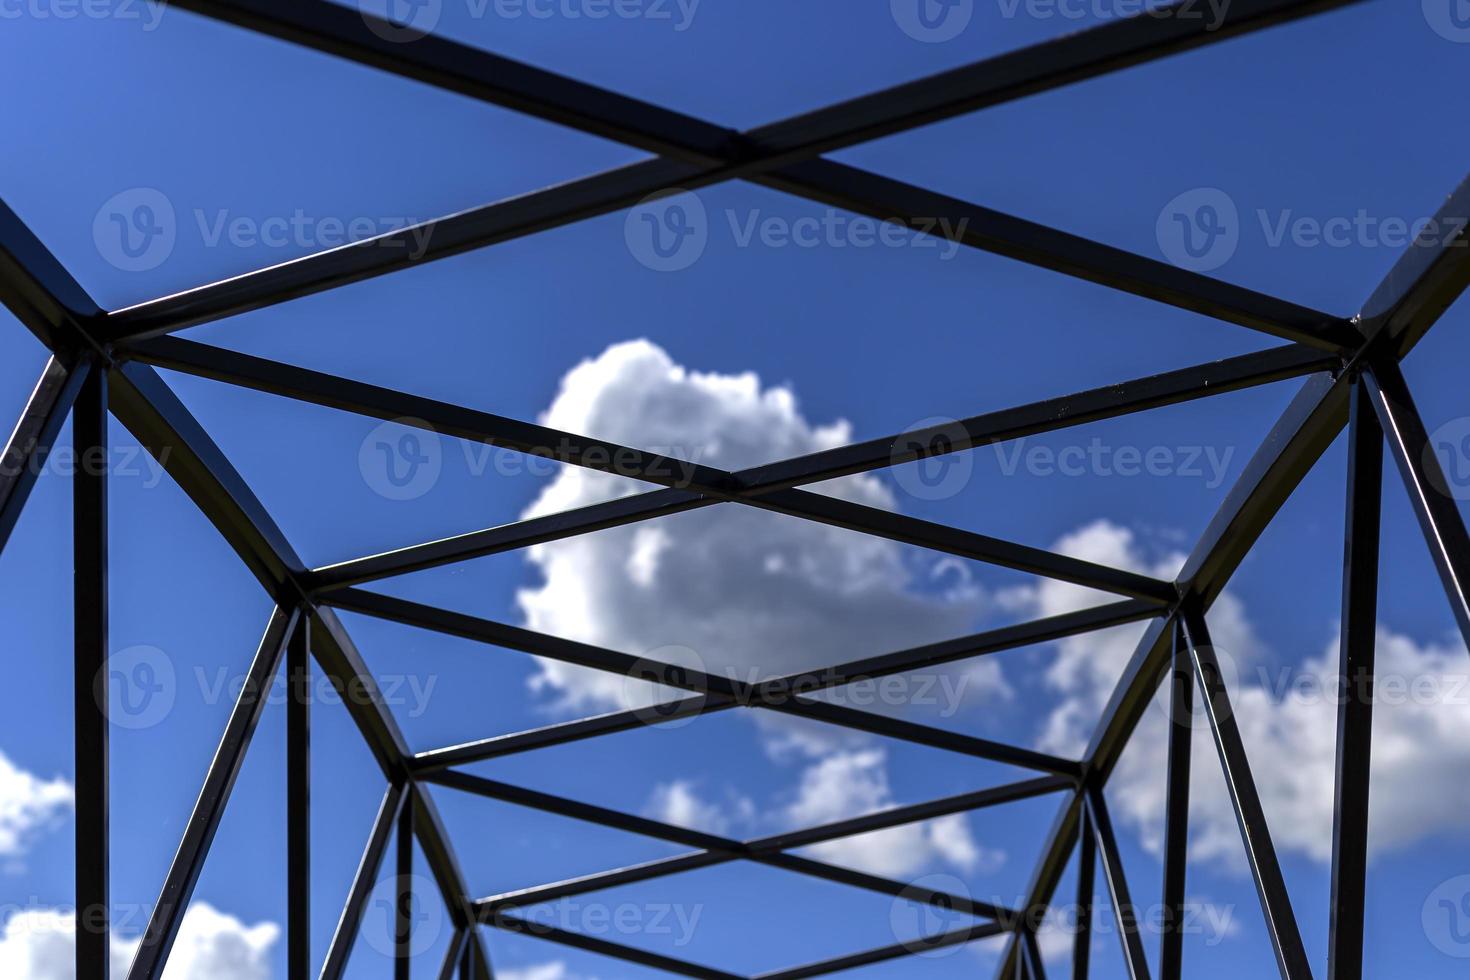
left=3, top=1, right=1467, bottom=976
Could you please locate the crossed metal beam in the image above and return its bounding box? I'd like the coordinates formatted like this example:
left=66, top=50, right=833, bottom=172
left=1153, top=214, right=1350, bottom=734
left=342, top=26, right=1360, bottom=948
left=2, top=0, right=1468, bottom=978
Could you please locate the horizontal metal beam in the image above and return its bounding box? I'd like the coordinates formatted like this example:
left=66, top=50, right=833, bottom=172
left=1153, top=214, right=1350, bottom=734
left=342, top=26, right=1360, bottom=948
left=336, top=586, right=1131, bottom=776
left=436, top=767, right=1058, bottom=920
left=98, top=0, right=1361, bottom=347
left=300, top=342, right=1330, bottom=590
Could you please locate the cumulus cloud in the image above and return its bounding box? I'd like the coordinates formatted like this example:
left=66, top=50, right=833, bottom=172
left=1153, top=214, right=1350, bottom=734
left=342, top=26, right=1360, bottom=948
left=1023, top=519, right=1470, bottom=868
left=499, top=963, right=594, bottom=980
left=780, top=749, right=1003, bottom=878
left=0, top=751, right=73, bottom=865
left=0, top=903, right=277, bottom=980
left=645, top=780, right=755, bottom=837
left=515, top=339, right=996, bottom=715
left=644, top=751, right=1003, bottom=879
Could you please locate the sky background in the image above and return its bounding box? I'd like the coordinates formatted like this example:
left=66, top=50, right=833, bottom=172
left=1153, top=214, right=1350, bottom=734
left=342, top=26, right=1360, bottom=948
left=3, top=1, right=1470, bottom=978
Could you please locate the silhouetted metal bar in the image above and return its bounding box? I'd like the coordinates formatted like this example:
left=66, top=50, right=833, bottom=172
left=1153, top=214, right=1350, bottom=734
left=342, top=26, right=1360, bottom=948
left=126, top=607, right=299, bottom=980
left=73, top=364, right=109, bottom=980
left=132, top=337, right=1322, bottom=600
left=1327, top=379, right=1381, bottom=980
left=338, top=586, right=1152, bottom=739
left=396, top=785, right=414, bottom=980
left=321, top=782, right=408, bottom=980
left=289, top=616, right=311, bottom=980
left=103, top=355, right=483, bottom=941
left=300, top=344, right=1330, bottom=590
left=102, top=1, right=1361, bottom=349
left=437, top=930, right=466, bottom=980
left=1356, top=174, right=1470, bottom=357
left=1179, top=606, right=1311, bottom=980
left=1022, top=928, right=1049, bottom=980
left=0, top=197, right=103, bottom=351
left=1362, top=358, right=1470, bottom=649
left=443, top=768, right=1055, bottom=919
left=0, top=357, right=89, bottom=553
left=119, top=343, right=1166, bottom=601
left=1074, top=804, right=1096, bottom=980
left=758, top=921, right=1008, bottom=980
left=1160, top=622, right=1193, bottom=980
left=413, top=699, right=714, bottom=772
left=762, top=160, right=1356, bottom=351
left=1085, top=789, right=1151, bottom=980
left=1001, top=166, right=1470, bottom=980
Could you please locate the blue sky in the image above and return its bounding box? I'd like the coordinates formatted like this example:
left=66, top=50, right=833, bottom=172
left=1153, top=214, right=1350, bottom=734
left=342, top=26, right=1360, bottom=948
left=3, top=1, right=1470, bottom=978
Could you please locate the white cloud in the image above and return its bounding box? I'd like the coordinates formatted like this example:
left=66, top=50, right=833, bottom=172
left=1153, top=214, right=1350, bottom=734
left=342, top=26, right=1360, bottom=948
left=0, top=903, right=277, bottom=980
left=515, top=339, right=997, bottom=716
left=1026, top=519, right=1470, bottom=868
left=645, top=780, right=754, bottom=836
left=500, top=963, right=601, bottom=980
left=782, top=749, right=1004, bottom=878
left=0, top=751, right=72, bottom=864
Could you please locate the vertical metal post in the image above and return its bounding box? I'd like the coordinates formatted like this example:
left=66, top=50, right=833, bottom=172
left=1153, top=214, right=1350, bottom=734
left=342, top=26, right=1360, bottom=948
left=74, top=364, right=109, bottom=980
left=1073, top=804, right=1095, bottom=980
left=397, top=785, right=415, bottom=980
left=288, top=617, right=311, bottom=980
left=1328, top=379, right=1381, bottom=980
left=1160, top=620, right=1193, bottom=980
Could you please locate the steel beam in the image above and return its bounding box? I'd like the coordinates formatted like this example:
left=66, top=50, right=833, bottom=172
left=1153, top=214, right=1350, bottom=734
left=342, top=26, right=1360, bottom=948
left=1085, top=788, right=1151, bottom=980
left=126, top=608, right=300, bottom=980
left=321, top=782, right=408, bottom=980
left=289, top=616, right=312, bottom=980
left=100, top=1, right=1362, bottom=349
left=1073, top=804, right=1096, bottom=980
left=1160, top=623, right=1193, bottom=980
left=1327, top=379, right=1381, bottom=980
left=1362, top=358, right=1470, bottom=649
left=0, top=197, right=102, bottom=352
left=1180, top=607, right=1311, bottom=980
left=73, top=363, right=109, bottom=980
left=0, top=356, right=89, bottom=554
left=125, top=337, right=1329, bottom=602
left=443, top=767, right=1058, bottom=919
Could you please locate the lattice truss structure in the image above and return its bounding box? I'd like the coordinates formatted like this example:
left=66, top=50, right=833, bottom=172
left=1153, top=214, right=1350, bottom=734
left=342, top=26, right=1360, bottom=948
left=2, top=0, right=1468, bottom=978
